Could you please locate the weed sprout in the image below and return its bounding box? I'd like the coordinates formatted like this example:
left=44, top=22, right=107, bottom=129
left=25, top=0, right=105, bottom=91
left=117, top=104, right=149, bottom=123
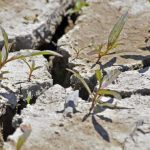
left=67, top=68, right=128, bottom=121
left=0, top=26, right=62, bottom=80
left=88, top=11, right=128, bottom=63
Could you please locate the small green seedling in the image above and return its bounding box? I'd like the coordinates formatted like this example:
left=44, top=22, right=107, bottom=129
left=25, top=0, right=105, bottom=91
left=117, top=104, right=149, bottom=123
left=88, top=11, right=128, bottom=63
left=22, top=58, right=42, bottom=81
left=26, top=92, right=31, bottom=104
left=16, top=124, right=32, bottom=150
left=0, top=26, right=62, bottom=80
left=67, top=0, right=89, bottom=16
left=71, top=45, right=89, bottom=60
left=67, top=68, right=127, bottom=121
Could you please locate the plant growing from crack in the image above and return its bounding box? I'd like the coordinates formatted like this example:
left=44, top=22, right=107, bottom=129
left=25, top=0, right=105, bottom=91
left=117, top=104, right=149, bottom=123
left=71, top=45, right=89, bottom=60
left=22, top=58, right=42, bottom=81
left=67, top=68, right=127, bottom=121
left=0, top=26, right=62, bottom=80
left=88, top=11, right=128, bottom=63
left=26, top=92, right=32, bottom=105
left=16, top=124, right=32, bottom=150
left=67, top=0, right=89, bottom=16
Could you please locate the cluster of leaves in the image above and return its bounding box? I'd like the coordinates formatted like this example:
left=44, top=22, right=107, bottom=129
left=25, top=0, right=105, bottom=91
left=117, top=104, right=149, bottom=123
left=22, top=58, right=42, bottom=82
left=87, top=11, right=128, bottom=63
left=71, top=45, right=89, bottom=60
left=0, top=26, right=63, bottom=149
left=0, top=26, right=62, bottom=81
left=67, top=0, right=89, bottom=16
left=67, top=68, right=126, bottom=121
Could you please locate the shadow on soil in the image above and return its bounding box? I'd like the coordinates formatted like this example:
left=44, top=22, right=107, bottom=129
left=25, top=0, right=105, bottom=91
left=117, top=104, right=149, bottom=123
left=92, top=115, right=110, bottom=142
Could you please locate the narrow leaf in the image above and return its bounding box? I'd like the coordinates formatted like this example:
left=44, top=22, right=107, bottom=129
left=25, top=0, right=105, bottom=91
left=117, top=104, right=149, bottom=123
left=0, top=26, right=9, bottom=52
left=8, top=42, right=14, bottom=52
left=16, top=124, right=32, bottom=150
left=7, top=50, right=62, bottom=63
left=97, top=89, right=122, bottom=100
left=102, top=69, right=121, bottom=88
left=66, top=68, right=92, bottom=95
left=22, top=58, right=31, bottom=70
left=107, top=11, right=128, bottom=50
left=1, top=46, right=7, bottom=62
left=27, top=51, right=63, bottom=57
left=95, top=69, right=103, bottom=84
left=31, top=60, right=35, bottom=69
left=26, top=92, right=31, bottom=105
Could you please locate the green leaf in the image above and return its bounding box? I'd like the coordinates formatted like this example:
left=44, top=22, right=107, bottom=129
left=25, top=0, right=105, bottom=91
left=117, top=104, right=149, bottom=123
left=7, top=42, right=14, bottom=52
left=7, top=50, right=62, bottom=63
left=95, top=69, right=103, bottom=84
left=107, top=11, right=128, bottom=50
left=1, top=46, right=8, bottom=62
left=97, top=89, right=122, bottom=100
left=102, top=69, right=121, bottom=88
left=28, top=51, right=63, bottom=57
left=16, top=124, right=32, bottom=150
left=0, top=26, right=9, bottom=52
left=31, top=60, right=35, bottom=69
left=26, top=92, right=31, bottom=104
left=22, top=58, right=31, bottom=70
left=66, top=68, right=92, bottom=95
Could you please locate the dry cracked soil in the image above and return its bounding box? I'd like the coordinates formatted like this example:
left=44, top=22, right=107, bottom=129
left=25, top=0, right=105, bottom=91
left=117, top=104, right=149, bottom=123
left=0, top=0, right=150, bottom=150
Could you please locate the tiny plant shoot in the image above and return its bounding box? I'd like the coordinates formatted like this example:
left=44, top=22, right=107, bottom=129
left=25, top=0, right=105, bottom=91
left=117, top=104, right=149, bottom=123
left=22, top=58, right=42, bottom=82
left=16, top=124, right=32, bottom=150
left=67, top=0, right=89, bottom=16
left=88, top=11, right=128, bottom=63
left=71, top=45, right=89, bottom=60
left=0, top=26, right=62, bottom=80
left=26, top=92, right=31, bottom=104
left=67, top=68, right=126, bottom=121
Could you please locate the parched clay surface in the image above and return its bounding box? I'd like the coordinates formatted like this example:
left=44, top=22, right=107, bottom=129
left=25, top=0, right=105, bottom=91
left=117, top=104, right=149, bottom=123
left=0, top=50, right=52, bottom=108
left=0, top=0, right=74, bottom=50
left=58, top=0, right=150, bottom=80
left=7, top=83, right=150, bottom=150
left=1, top=0, right=150, bottom=150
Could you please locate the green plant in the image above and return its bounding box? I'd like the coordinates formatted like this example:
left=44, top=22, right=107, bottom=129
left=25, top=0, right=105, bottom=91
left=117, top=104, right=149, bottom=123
left=67, top=0, right=89, bottom=16
left=67, top=68, right=127, bottom=121
left=16, top=124, right=32, bottom=150
left=22, top=58, right=42, bottom=81
left=0, top=26, right=62, bottom=80
left=71, top=45, right=89, bottom=60
left=88, top=11, right=128, bottom=63
left=26, top=92, right=31, bottom=104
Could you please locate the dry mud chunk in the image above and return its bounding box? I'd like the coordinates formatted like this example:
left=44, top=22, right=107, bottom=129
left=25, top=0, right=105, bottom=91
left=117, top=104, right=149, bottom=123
left=0, top=0, right=74, bottom=50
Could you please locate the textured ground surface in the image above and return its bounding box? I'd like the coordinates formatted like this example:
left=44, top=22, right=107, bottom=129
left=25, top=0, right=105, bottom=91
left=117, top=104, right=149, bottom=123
left=0, top=0, right=73, bottom=50
left=1, top=0, right=150, bottom=150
